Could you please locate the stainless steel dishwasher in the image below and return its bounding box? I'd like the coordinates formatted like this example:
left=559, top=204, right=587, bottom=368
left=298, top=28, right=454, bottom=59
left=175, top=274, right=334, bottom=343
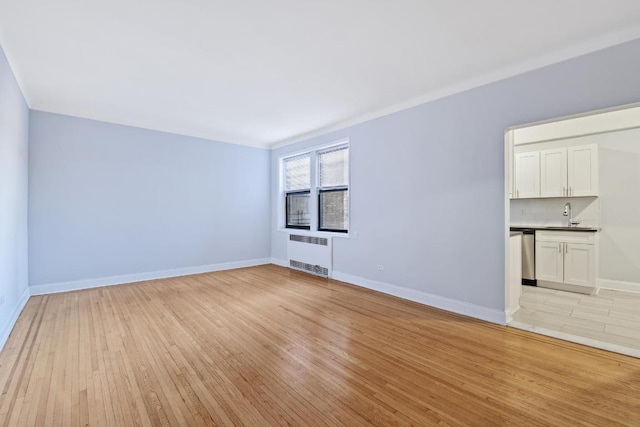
left=521, top=229, right=536, bottom=286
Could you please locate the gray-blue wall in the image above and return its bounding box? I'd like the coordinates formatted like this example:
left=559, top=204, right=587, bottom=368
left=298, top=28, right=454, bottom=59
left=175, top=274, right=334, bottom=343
left=0, top=46, right=29, bottom=333
left=271, top=38, right=640, bottom=312
left=12, top=37, right=640, bottom=318
left=29, top=112, right=271, bottom=285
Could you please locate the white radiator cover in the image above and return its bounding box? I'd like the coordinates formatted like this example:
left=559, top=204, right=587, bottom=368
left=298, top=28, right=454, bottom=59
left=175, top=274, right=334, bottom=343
left=287, top=234, right=332, bottom=277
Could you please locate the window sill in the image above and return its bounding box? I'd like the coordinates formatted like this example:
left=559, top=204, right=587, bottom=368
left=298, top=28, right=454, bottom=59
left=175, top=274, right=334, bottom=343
left=278, top=228, right=350, bottom=239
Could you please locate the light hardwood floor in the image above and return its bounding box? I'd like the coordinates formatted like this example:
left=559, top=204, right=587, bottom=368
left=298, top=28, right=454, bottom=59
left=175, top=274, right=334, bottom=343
left=0, top=265, right=639, bottom=426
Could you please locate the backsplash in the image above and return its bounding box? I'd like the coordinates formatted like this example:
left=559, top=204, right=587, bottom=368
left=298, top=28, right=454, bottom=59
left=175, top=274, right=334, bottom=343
left=510, top=197, right=600, bottom=228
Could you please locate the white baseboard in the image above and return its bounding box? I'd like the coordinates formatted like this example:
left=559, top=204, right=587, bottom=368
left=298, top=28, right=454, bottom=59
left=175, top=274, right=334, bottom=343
left=30, top=258, right=272, bottom=296
left=597, top=278, right=640, bottom=294
left=332, top=271, right=506, bottom=325
left=505, top=305, right=520, bottom=324
left=270, top=258, right=288, bottom=268
left=0, top=287, right=31, bottom=352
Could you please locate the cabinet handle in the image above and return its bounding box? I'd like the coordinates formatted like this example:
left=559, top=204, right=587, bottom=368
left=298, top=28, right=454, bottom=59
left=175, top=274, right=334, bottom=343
left=569, top=187, right=572, bottom=196
left=516, top=189, right=519, bottom=198
left=565, top=243, right=568, bottom=254
left=558, top=243, right=562, bottom=253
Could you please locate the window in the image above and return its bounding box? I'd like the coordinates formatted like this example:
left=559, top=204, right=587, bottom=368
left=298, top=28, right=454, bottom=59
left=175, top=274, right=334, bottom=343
left=318, top=145, right=349, bottom=232
left=282, top=142, right=349, bottom=233
left=284, top=154, right=311, bottom=229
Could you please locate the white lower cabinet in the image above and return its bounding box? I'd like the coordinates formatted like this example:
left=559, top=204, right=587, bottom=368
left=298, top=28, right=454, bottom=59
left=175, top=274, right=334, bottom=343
left=535, top=231, right=597, bottom=292
left=535, top=241, right=564, bottom=283
left=564, top=243, right=596, bottom=287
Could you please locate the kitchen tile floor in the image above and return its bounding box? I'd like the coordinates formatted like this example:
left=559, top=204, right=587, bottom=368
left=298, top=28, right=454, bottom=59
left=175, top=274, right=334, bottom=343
left=511, top=285, right=640, bottom=356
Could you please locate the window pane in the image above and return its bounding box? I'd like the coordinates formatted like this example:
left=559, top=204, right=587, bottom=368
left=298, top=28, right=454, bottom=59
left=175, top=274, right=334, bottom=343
left=319, top=189, right=349, bottom=231
left=318, top=146, right=348, bottom=188
left=284, top=154, right=310, bottom=191
left=286, top=192, right=311, bottom=228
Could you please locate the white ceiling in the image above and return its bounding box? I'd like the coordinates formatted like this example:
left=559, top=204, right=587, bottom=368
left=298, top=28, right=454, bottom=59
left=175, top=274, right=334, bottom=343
left=1, top=1, right=640, bottom=149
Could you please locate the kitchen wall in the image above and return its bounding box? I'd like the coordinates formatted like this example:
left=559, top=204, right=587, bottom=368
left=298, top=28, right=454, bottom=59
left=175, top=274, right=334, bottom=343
left=510, top=197, right=600, bottom=228
left=0, top=45, right=29, bottom=345
left=29, top=111, right=271, bottom=288
left=597, top=128, right=640, bottom=288
left=271, top=38, right=640, bottom=320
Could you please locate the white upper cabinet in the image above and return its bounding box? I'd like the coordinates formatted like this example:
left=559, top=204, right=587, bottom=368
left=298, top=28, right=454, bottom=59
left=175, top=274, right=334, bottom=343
left=567, top=144, right=599, bottom=197
left=514, top=152, right=540, bottom=198
left=540, top=148, right=567, bottom=197
left=512, top=143, right=598, bottom=199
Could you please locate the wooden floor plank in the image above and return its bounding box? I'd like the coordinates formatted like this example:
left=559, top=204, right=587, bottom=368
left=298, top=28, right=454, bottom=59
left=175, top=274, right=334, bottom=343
left=0, top=265, right=638, bottom=426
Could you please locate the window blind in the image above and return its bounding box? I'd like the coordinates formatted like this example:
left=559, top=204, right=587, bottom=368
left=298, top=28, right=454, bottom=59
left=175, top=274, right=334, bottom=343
left=284, top=154, right=310, bottom=191
left=318, top=145, right=348, bottom=188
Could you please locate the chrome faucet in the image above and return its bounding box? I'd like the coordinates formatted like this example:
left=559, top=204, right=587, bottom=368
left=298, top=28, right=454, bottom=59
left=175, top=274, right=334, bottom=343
left=563, top=202, right=581, bottom=227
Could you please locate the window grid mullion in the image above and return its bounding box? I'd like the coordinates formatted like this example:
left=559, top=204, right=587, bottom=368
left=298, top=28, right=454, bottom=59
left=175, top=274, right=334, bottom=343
left=310, top=150, right=318, bottom=231
left=319, top=185, right=348, bottom=192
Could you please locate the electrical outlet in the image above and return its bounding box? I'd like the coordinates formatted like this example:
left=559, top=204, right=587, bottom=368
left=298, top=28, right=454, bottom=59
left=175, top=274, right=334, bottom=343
left=377, top=264, right=385, bottom=271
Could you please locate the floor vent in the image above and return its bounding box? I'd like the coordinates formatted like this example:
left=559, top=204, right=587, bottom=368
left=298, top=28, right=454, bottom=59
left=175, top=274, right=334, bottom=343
left=287, top=234, right=332, bottom=277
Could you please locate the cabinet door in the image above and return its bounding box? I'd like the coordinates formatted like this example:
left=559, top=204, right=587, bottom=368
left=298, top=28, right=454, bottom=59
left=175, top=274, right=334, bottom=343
left=535, top=241, right=564, bottom=283
left=567, top=144, right=598, bottom=196
left=540, top=148, right=567, bottom=198
left=564, top=243, right=595, bottom=287
left=514, top=152, right=540, bottom=198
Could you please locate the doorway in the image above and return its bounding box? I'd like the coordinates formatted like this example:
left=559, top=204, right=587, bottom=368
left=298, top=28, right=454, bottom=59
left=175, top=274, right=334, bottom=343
left=504, top=102, right=640, bottom=358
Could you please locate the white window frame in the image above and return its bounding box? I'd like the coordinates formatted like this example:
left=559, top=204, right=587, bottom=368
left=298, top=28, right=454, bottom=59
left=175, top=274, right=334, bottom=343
left=278, top=138, right=350, bottom=237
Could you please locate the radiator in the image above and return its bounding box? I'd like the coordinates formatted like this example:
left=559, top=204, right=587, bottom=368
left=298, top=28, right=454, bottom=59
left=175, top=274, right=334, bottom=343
left=287, top=234, right=332, bottom=277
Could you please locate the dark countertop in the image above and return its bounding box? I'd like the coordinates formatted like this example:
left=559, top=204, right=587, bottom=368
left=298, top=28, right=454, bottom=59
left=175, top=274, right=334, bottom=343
left=510, top=226, right=600, bottom=233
